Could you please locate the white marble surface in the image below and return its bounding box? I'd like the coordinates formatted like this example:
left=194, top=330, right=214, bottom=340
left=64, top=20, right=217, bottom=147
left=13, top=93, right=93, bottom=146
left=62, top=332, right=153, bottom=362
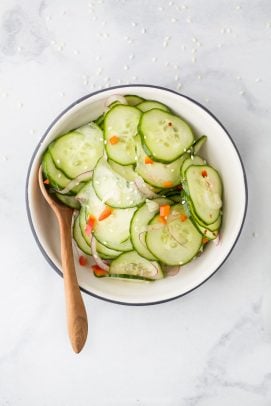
left=0, top=0, right=270, bottom=404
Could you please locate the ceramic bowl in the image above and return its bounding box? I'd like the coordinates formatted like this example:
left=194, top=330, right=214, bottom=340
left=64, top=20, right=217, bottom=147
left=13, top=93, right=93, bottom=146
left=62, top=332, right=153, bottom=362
left=26, top=85, right=247, bottom=305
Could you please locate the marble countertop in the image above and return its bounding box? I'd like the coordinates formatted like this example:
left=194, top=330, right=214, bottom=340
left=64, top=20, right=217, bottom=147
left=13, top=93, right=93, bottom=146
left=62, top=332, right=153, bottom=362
left=0, top=0, right=270, bottom=404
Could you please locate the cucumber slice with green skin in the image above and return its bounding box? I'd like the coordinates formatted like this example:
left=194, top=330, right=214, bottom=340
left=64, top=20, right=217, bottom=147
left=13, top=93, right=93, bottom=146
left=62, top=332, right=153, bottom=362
left=192, top=135, right=207, bottom=155
left=125, top=95, right=145, bottom=106
left=181, top=155, right=206, bottom=179
left=188, top=199, right=222, bottom=231
left=55, top=193, right=81, bottom=209
left=96, top=242, right=121, bottom=259
left=93, top=206, right=136, bottom=251
left=73, top=215, right=91, bottom=255
left=76, top=182, right=105, bottom=217
left=146, top=204, right=202, bottom=265
left=93, top=158, right=144, bottom=208
left=109, top=251, right=163, bottom=280
left=197, top=225, right=219, bottom=240
left=130, top=198, right=172, bottom=260
left=137, top=100, right=170, bottom=113
left=42, top=151, right=83, bottom=194
left=108, top=160, right=137, bottom=181
left=185, top=165, right=223, bottom=225
left=49, top=122, right=104, bottom=179
left=78, top=207, right=121, bottom=258
left=135, top=143, right=185, bottom=188
left=139, top=109, right=194, bottom=163
left=104, top=105, right=141, bottom=165
left=77, top=184, right=134, bottom=252
left=95, top=114, right=104, bottom=127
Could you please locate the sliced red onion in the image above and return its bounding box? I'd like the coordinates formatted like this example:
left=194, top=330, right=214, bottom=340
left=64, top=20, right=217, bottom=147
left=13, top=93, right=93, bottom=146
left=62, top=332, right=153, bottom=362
left=57, top=171, right=93, bottom=195
left=134, top=177, right=159, bottom=198
left=91, top=237, right=109, bottom=271
left=105, top=95, right=127, bottom=108
left=164, top=265, right=181, bottom=276
left=213, top=234, right=220, bottom=246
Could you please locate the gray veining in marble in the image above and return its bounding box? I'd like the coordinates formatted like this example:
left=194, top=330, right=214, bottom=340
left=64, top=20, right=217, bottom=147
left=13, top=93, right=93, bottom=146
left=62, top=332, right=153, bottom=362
left=0, top=0, right=270, bottom=404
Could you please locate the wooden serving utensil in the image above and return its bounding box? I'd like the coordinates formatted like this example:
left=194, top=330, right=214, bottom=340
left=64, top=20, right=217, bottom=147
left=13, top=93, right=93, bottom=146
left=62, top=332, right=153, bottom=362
left=38, top=167, right=88, bottom=353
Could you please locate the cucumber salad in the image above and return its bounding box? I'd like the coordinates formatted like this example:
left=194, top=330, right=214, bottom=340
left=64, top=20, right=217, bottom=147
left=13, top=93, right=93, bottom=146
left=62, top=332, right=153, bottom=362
left=42, top=94, right=223, bottom=281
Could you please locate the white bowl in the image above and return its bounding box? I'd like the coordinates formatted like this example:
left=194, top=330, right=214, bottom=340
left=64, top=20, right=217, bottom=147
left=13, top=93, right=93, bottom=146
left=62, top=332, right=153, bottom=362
left=26, top=85, right=247, bottom=305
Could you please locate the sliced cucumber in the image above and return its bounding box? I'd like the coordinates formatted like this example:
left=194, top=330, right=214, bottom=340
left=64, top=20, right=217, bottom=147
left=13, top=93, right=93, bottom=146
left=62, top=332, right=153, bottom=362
left=55, top=193, right=81, bottom=209
left=139, top=109, right=194, bottom=163
left=95, top=114, right=104, bottom=128
left=146, top=204, right=202, bottom=265
left=185, top=165, right=223, bottom=225
left=93, top=206, right=136, bottom=251
left=192, top=135, right=207, bottom=155
left=42, top=151, right=83, bottom=194
left=77, top=182, right=105, bottom=217
left=73, top=215, right=91, bottom=255
left=125, top=95, right=145, bottom=106
left=197, top=225, right=219, bottom=240
left=181, top=155, right=205, bottom=179
left=49, top=122, right=104, bottom=179
left=95, top=240, right=121, bottom=259
left=137, top=100, right=170, bottom=113
left=189, top=201, right=222, bottom=231
left=104, top=105, right=141, bottom=165
left=78, top=207, right=122, bottom=258
left=79, top=207, right=92, bottom=246
left=135, top=143, right=185, bottom=188
left=108, top=159, right=137, bottom=181
left=93, top=158, right=144, bottom=208
left=130, top=198, right=172, bottom=260
left=109, top=251, right=164, bottom=280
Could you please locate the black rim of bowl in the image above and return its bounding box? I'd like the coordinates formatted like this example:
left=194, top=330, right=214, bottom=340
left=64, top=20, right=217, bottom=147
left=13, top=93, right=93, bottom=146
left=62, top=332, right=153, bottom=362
left=25, top=84, right=248, bottom=306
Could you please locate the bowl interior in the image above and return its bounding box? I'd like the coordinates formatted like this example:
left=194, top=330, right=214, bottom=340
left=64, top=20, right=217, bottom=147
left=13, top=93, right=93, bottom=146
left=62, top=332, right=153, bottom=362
left=27, top=86, right=247, bottom=305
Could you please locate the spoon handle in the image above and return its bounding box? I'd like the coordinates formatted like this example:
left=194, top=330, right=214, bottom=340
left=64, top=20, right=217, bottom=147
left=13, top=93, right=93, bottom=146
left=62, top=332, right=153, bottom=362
left=58, top=212, right=88, bottom=353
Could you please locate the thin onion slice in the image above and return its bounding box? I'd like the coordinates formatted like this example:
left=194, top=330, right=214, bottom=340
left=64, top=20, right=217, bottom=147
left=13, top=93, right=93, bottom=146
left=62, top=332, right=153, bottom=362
left=134, top=177, right=159, bottom=199
left=164, top=265, right=181, bottom=276
left=91, top=237, right=110, bottom=271
left=213, top=234, right=220, bottom=246
left=105, top=95, right=127, bottom=108
left=57, top=171, right=93, bottom=195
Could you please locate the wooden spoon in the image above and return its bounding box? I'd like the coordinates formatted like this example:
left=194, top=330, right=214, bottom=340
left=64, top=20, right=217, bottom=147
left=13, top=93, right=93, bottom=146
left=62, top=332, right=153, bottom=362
left=38, top=167, right=88, bottom=353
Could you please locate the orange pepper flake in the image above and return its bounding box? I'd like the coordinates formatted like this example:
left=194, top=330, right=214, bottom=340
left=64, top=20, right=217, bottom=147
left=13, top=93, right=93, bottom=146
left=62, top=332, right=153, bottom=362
left=98, top=206, right=113, bottom=221
left=163, top=181, right=173, bottom=188
left=201, top=170, right=208, bottom=178
left=158, top=216, right=167, bottom=224
left=180, top=214, right=188, bottom=222
left=92, top=265, right=108, bottom=277
left=79, top=255, right=88, bottom=266
left=144, top=156, right=154, bottom=164
left=109, top=135, right=119, bottom=145
left=43, top=179, right=50, bottom=184
left=160, top=204, right=171, bottom=217
left=85, top=215, right=96, bottom=235
left=202, top=237, right=209, bottom=244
